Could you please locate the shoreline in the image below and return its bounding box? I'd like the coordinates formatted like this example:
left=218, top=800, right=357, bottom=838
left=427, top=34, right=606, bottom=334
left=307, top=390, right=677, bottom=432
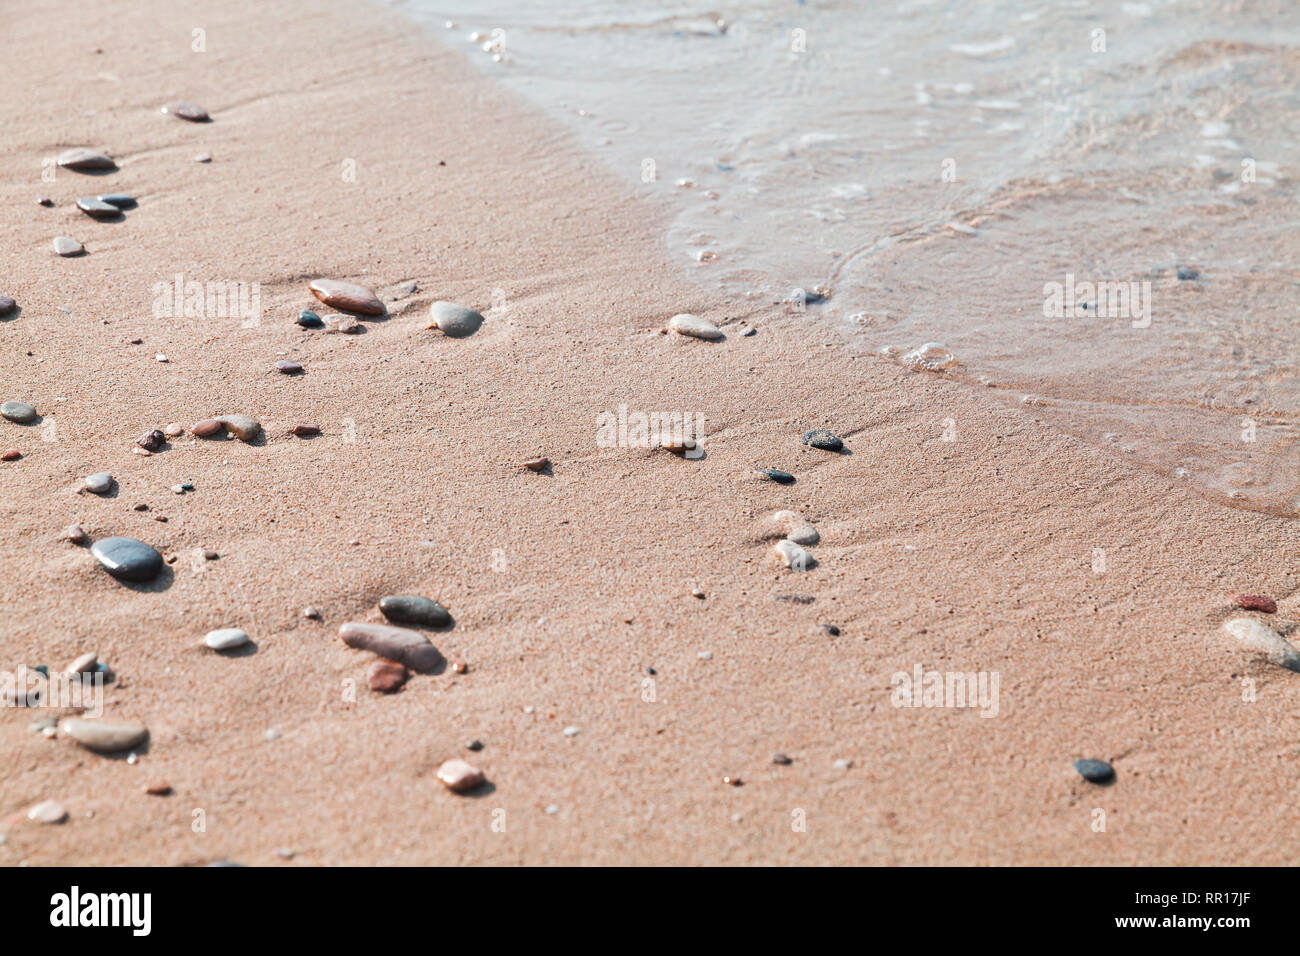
left=1, top=0, right=1297, bottom=865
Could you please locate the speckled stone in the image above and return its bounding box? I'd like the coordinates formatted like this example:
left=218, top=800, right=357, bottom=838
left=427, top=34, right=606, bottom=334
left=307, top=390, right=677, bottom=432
left=56, top=148, right=115, bottom=171
left=308, top=279, right=384, bottom=316
left=379, top=595, right=451, bottom=628
left=89, top=536, right=163, bottom=582
left=1073, top=759, right=1114, bottom=784
left=339, top=622, right=443, bottom=673
left=1, top=401, right=38, bottom=424
left=60, top=717, right=148, bottom=754
left=428, top=301, right=484, bottom=337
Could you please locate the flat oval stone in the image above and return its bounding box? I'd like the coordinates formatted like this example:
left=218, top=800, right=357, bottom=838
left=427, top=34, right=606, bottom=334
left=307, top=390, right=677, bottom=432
left=162, top=100, right=209, bottom=122
left=85, top=471, right=113, bottom=494
left=192, top=418, right=224, bottom=437
left=757, top=467, right=795, bottom=484
left=204, top=628, right=250, bottom=650
left=802, top=429, right=843, bottom=452
left=76, top=197, right=121, bottom=219
left=669, top=313, right=723, bottom=340
left=0, top=295, right=15, bottom=316
left=379, top=595, right=451, bottom=628
left=53, top=236, right=84, bottom=257
left=1, top=400, right=37, bottom=424
left=275, top=360, right=303, bottom=374
left=429, top=301, right=484, bottom=337
left=296, top=310, right=323, bottom=328
left=786, top=524, right=820, bottom=546
left=291, top=423, right=320, bottom=436
left=308, top=279, right=384, bottom=316
left=437, top=758, right=486, bottom=793
left=57, top=148, right=115, bottom=171
left=339, top=622, right=443, bottom=674
left=1073, top=759, right=1115, bottom=784
left=60, top=717, right=148, bottom=753
left=96, top=192, right=137, bottom=209
left=90, top=536, right=163, bottom=582
left=28, top=800, right=68, bottom=824
left=217, top=414, right=261, bottom=442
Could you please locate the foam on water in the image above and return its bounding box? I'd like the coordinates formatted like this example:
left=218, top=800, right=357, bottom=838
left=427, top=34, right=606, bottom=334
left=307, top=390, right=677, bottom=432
left=399, top=0, right=1300, bottom=517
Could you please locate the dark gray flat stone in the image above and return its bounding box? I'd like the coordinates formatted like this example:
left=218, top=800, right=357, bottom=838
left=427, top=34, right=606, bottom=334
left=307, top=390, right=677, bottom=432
left=802, top=429, right=843, bottom=452
left=90, top=536, right=163, bottom=582
left=379, top=595, right=451, bottom=628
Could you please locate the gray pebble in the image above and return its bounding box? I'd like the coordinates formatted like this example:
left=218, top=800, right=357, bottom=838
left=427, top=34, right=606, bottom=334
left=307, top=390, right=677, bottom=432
left=429, top=301, right=485, bottom=338
left=379, top=594, right=451, bottom=628
left=89, top=536, right=163, bottom=582
left=1, top=401, right=38, bottom=424
left=1073, top=758, right=1115, bottom=784
left=85, top=471, right=113, bottom=494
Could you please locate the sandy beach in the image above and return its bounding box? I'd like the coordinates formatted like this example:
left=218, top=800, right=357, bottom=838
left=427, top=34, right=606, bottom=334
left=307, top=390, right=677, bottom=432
left=1, top=0, right=1297, bottom=866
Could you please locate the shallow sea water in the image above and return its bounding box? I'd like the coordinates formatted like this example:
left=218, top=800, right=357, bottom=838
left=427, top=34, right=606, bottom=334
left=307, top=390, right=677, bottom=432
left=396, top=0, right=1299, bottom=517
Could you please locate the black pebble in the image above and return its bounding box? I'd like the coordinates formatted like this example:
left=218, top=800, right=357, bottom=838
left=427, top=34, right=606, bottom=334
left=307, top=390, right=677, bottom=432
left=297, top=310, right=324, bottom=328
left=758, top=467, right=795, bottom=484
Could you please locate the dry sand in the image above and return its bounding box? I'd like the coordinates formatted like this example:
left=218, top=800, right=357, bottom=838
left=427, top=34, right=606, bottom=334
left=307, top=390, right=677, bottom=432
left=1, top=0, right=1297, bottom=865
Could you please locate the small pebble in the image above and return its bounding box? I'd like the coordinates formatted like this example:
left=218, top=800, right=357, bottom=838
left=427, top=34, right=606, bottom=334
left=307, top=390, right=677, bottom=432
left=64, top=524, right=89, bottom=545
left=195, top=153, right=212, bottom=163
left=66, top=652, right=98, bottom=674
left=136, top=429, right=166, bottom=451
left=802, top=429, right=844, bottom=452
left=450, top=656, right=468, bottom=674
left=296, top=310, right=323, bottom=328
left=339, top=622, right=443, bottom=673
left=291, top=423, right=320, bottom=436
left=76, top=197, right=121, bottom=220
left=1, top=449, right=20, bottom=461
left=90, top=536, right=163, bottom=582
left=1232, top=593, right=1277, bottom=614
left=379, top=595, right=451, bottom=628
left=428, top=301, right=485, bottom=337
left=722, top=775, right=743, bottom=786
left=36, top=197, right=54, bottom=207
left=436, top=758, right=486, bottom=793
left=57, top=147, right=114, bottom=171
left=302, top=606, right=322, bottom=619
left=28, top=800, right=68, bottom=824
left=204, top=628, right=250, bottom=651
left=773, top=539, right=815, bottom=571
left=668, top=313, right=723, bottom=340
left=772, top=753, right=792, bottom=765
left=1224, top=617, right=1300, bottom=671
left=833, top=758, right=853, bottom=771
left=337, top=316, right=361, bottom=334
left=60, top=717, right=148, bottom=753
left=308, top=278, right=384, bottom=316
left=466, top=739, right=484, bottom=751
left=161, top=100, right=210, bottom=122
left=1, top=401, right=38, bottom=424
left=757, top=467, right=795, bottom=484
left=53, top=236, right=84, bottom=257
left=366, top=659, right=409, bottom=693
left=1176, top=266, right=1199, bottom=280
left=822, top=624, right=840, bottom=636
left=523, top=457, right=550, bottom=472
left=217, top=414, right=261, bottom=442
left=563, top=726, right=580, bottom=737
left=1074, top=759, right=1115, bottom=784
left=0, top=295, right=15, bottom=317
left=155, top=353, right=168, bottom=362
left=96, top=193, right=137, bottom=209
left=144, top=782, right=173, bottom=796
left=192, top=418, right=224, bottom=437
left=275, top=360, right=303, bottom=375
left=691, top=587, right=705, bottom=599
left=163, top=423, right=184, bottom=438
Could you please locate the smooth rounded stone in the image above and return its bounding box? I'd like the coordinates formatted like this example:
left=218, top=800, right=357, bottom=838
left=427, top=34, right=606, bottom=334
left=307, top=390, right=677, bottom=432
left=28, top=800, right=68, bottom=824
left=2, top=400, right=37, bottom=424
left=523, top=457, right=550, bottom=472
left=291, top=423, right=320, bottom=436
left=66, top=652, right=98, bottom=674
left=192, top=418, right=224, bottom=438
left=217, top=414, right=261, bottom=442
left=0, top=295, right=15, bottom=316
left=1233, top=593, right=1277, bottom=614
left=274, top=360, right=303, bottom=375
left=1223, top=617, right=1300, bottom=672
left=204, top=628, right=250, bottom=651
left=379, top=595, right=451, bottom=629
left=137, top=429, right=166, bottom=451
left=64, top=524, right=89, bottom=545
left=163, top=422, right=184, bottom=438
left=76, top=197, right=121, bottom=219
left=802, top=429, right=843, bottom=452
left=436, top=757, right=486, bottom=793
left=308, top=278, right=384, bottom=316
left=1, top=449, right=20, bottom=461
left=296, top=309, right=323, bottom=328
left=772, top=753, right=793, bottom=765
left=36, top=196, right=54, bottom=206
left=96, top=192, right=137, bottom=209
left=773, top=539, right=815, bottom=571
left=428, top=301, right=484, bottom=337
left=786, top=523, right=820, bottom=546
left=60, top=717, right=148, bottom=754
left=89, top=536, right=163, bottom=582
left=56, top=147, right=115, bottom=171
left=1073, top=759, right=1115, bottom=784
left=366, top=659, right=409, bottom=693
left=194, top=152, right=212, bottom=163
left=668, top=312, right=723, bottom=340
left=757, top=467, right=795, bottom=484
left=162, top=100, right=210, bottom=122
left=339, top=622, right=444, bottom=674
left=53, top=236, right=84, bottom=257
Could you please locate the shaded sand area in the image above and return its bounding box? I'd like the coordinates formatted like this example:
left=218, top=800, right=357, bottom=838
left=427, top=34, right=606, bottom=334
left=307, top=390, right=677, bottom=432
left=1, top=0, right=1297, bottom=865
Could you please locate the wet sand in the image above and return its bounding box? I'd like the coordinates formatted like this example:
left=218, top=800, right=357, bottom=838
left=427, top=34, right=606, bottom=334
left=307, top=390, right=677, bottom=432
left=1, top=0, right=1297, bottom=865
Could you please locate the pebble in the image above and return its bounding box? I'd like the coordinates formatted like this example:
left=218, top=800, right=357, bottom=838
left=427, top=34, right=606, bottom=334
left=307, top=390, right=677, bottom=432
left=89, top=536, right=163, bottom=582
left=302, top=606, right=321, bottom=619
left=563, top=726, right=580, bottom=737
left=379, top=595, right=451, bottom=628
left=195, top=153, right=212, bottom=163
left=274, top=360, right=303, bottom=375
left=772, top=753, right=793, bottom=765
left=366, top=659, right=409, bottom=693
left=428, top=301, right=485, bottom=337
left=155, top=353, right=168, bottom=362
left=64, top=524, right=89, bottom=545
left=1073, top=759, right=1115, bottom=784
left=723, top=775, right=743, bottom=786
left=204, top=628, right=250, bottom=651
left=162, top=100, right=210, bottom=122
left=76, top=197, right=121, bottom=220
left=27, top=800, right=68, bottom=824
left=308, top=278, right=384, bottom=316
left=163, top=423, right=184, bottom=438
left=1, top=400, right=38, bottom=424
left=296, top=310, right=323, bottom=328
left=66, top=652, right=98, bottom=674
left=56, top=147, right=115, bottom=171
left=339, top=622, right=444, bottom=673
left=60, top=717, right=148, bottom=753
left=53, top=236, right=84, bottom=257
left=757, top=467, right=795, bottom=484
left=336, top=316, right=361, bottom=334
left=192, top=418, right=224, bottom=437
left=786, top=524, right=819, bottom=546
left=1, top=449, right=20, bottom=461
left=802, top=429, right=844, bottom=452
left=144, top=782, right=173, bottom=796
left=36, top=196, right=54, bottom=206
left=523, top=457, right=550, bottom=472
left=436, top=757, right=486, bottom=793
left=1232, top=593, right=1277, bottom=614
left=466, top=739, right=484, bottom=751
left=833, top=758, right=854, bottom=771
left=96, top=193, right=137, bottom=209
left=1176, top=266, right=1199, bottom=280
left=0, top=295, right=15, bottom=316
left=217, top=414, right=261, bottom=442
left=1223, top=617, right=1300, bottom=672
left=291, top=423, right=320, bottom=436
left=450, top=655, right=468, bottom=674
left=668, top=313, right=723, bottom=340
left=136, top=429, right=166, bottom=451
left=773, top=539, right=815, bottom=571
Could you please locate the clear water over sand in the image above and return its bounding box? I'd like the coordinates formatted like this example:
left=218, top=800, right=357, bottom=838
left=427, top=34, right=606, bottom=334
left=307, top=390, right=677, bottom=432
left=399, top=0, right=1299, bottom=517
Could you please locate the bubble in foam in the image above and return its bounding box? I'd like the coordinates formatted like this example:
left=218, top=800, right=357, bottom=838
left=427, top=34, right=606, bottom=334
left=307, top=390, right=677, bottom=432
left=902, top=342, right=958, bottom=371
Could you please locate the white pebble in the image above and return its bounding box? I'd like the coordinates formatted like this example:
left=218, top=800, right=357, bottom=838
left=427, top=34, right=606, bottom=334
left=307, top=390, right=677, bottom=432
left=204, top=628, right=250, bottom=651
left=1223, top=618, right=1300, bottom=671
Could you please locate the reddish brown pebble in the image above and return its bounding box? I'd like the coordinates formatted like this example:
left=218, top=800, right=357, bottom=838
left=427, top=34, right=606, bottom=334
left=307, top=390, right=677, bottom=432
left=1233, top=593, right=1278, bottom=614
left=128, top=337, right=143, bottom=345
left=308, top=278, right=385, bottom=316
left=192, top=419, right=224, bottom=438
left=451, top=656, right=468, bottom=674
left=436, top=758, right=486, bottom=793
left=275, top=360, right=303, bottom=374
left=291, top=423, right=320, bottom=437
left=144, top=782, right=172, bottom=796
left=1, top=449, right=20, bottom=461
left=337, top=316, right=361, bottom=333
left=161, top=100, right=209, bottom=122
left=366, top=659, right=409, bottom=693
left=137, top=429, right=166, bottom=451
left=36, top=197, right=53, bottom=207
left=64, top=524, right=89, bottom=545
left=523, top=457, right=550, bottom=472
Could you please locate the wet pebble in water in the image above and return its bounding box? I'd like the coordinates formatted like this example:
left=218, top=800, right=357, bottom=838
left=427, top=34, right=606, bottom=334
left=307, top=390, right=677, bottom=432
left=1073, top=759, right=1115, bottom=784
left=90, top=536, right=162, bottom=582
